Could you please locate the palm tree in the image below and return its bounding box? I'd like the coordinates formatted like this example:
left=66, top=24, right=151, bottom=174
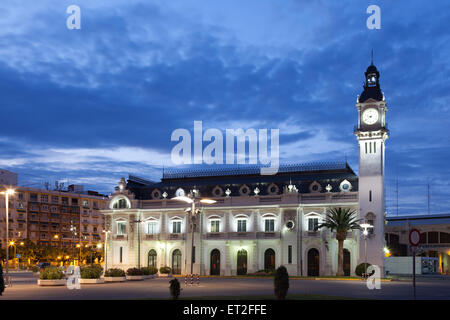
left=318, top=207, right=360, bottom=276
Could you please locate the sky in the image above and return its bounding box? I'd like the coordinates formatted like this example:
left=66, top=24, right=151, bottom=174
left=0, top=0, right=449, bottom=215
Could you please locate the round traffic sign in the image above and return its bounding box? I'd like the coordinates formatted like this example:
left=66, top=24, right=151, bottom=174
left=409, top=229, right=421, bottom=246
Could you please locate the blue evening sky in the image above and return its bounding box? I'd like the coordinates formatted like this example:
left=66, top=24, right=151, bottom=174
left=0, top=0, right=449, bottom=215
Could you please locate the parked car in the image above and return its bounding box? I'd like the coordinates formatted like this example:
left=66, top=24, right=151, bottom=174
left=36, top=262, right=51, bottom=269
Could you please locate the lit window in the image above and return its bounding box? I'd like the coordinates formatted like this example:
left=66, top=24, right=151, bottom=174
left=210, top=220, right=220, bottom=233
left=172, top=221, right=181, bottom=234
left=117, top=221, right=127, bottom=235
left=147, top=221, right=157, bottom=234
left=308, top=218, right=319, bottom=231
left=265, top=219, right=275, bottom=232
left=237, top=219, right=247, bottom=232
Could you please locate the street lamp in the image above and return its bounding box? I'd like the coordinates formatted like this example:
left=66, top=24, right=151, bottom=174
left=171, top=190, right=216, bottom=275
left=360, top=223, right=373, bottom=278
left=1, top=188, right=15, bottom=285
left=133, top=215, right=143, bottom=269
left=102, top=230, right=111, bottom=273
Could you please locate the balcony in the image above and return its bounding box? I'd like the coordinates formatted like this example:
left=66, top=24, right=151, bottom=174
left=145, top=234, right=159, bottom=240
left=256, top=232, right=280, bottom=239
left=168, top=233, right=185, bottom=240
left=229, top=232, right=256, bottom=239
left=113, top=234, right=128, bottom=240
left=303, top=231, right=321, bottom=238
left=204, top=232, right=227, bottom=240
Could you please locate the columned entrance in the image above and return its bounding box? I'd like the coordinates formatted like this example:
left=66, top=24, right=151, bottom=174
left=307, top=248, right=320, bottom=276
left=210, top=249, right=220, bottom=275
left=237, top=249, right=247, bottom=275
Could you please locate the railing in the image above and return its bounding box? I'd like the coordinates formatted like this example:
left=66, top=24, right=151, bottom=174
left=113, top=234, right=128, bottom=240
left=303, top=231, right=321, bottom=238
left=145, top=234, right=159, bottom=240
left=168, top=233, right=185, bottom=240
left=256, top=232, right=280, bottom=239
left=204, top=232, right=227, bottom=240
left=228, top=232, right=256, bottom=239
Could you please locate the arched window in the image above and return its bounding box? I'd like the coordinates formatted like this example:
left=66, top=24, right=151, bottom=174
left=210, top=249, right=220, bottom=275
left=148, top=249, right=157, bottom=268
left=307, top=248, right=320, bottom=276
left=111, top=196, right=130, bottom=209
left=237, top=249, right=247, bottom=275
left=264, top=249, right=275, bottom=271
left=172, top=249, right=182, bottom=274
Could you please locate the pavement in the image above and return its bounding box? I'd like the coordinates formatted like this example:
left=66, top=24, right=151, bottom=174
left=1, top=272, right=449, bottom=300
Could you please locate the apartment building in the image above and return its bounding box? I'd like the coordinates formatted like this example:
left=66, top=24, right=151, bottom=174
left=0, top=185, right=108, bottom=249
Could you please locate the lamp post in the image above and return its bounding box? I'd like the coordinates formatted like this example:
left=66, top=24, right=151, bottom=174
left=102, top=230, right=110, bottom=273
left=360, top=223, right=373, bottom=278
left=70, top=221, right=77, bottom=266
left=1, top=188, right=15, bottom=286
left=9, top=241, right=16, bottom=270
left=171, top=190, right=216, bottom=275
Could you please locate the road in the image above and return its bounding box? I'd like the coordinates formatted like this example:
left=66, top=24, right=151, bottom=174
left=1, top=272, right=449, bottom=300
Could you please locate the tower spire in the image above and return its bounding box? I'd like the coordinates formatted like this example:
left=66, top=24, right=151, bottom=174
left=371, top=49, right=374, bottom=65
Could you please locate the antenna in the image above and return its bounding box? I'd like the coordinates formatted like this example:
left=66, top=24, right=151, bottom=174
left=371, top=49, right=374, bottom=65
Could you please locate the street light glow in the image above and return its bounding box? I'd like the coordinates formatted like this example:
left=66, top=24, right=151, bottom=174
left=200, top=199, right=217, bottom=204
left=171, top=196, right=193, bottom=203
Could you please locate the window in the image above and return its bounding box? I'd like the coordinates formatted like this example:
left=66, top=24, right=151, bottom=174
left=172, top=221, right=181, bottom=234
left=147, top=221, right=157, bottom=234
left=40, top=194, right=49, bottom=203
left=265, top=219, right=275, bottom=232
left=82, top=200, right=89, bottom=208
left=51, top=196, right=59, bottom=204
left=367, top=219, right=374, bottom=234
left=373, top=142, right=376, bottom=153
left=30, top=193, right=37, bottom=202
left=18, top=193, right=24, bottom=200
left=308, top=218, right=319, bottom=231
left=117, top=221, right=127, bottom=235
left=148, top=249, right=157, bottom=267
left=62, top=197, right=69, bottom=205
left=72, top=198, right=78, bottom=205
left=369, top=190, right=372, bottom=202
left=192, top=246, right=196, bottom=263
left=93, top=201, right=98, bottom=209
left=120, top=247, right=123, bottom=263
left=288, top=245, right=292, bottom=264
left=113, top=198, right=129, bottom=209
left=210, top=220, right=220, bottom=233
left=237, top=219, right=247, bottom=232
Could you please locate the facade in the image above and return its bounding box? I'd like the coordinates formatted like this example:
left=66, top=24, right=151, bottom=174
left=385, top=214, right=450, bottom=275
left=0, top=186, right=108, bottom=249
left=101, top=63, right=389, bottom=276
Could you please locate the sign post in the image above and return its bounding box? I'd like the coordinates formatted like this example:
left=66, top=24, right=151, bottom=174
left=409, top=228, right=421, bottom=300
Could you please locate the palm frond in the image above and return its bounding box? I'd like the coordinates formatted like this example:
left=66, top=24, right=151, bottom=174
left=318, top=207, right=360, bottom=233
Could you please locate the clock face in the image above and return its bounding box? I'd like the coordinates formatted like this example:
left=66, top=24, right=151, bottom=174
left=175, top=188, right=185, bottom=197
left=362, top=108, right=379, bottom=125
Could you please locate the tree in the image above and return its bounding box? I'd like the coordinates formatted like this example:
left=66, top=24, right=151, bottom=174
left=274, top=266, right=289, bottom=300
left=318, top=207, right=360, bottom=276
left=169, top=278, right=181, bottom=300
left=0, top=264, right=5, bottom=296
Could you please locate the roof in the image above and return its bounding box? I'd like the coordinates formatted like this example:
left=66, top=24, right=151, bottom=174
left=126, top=161, right=359, bottom=200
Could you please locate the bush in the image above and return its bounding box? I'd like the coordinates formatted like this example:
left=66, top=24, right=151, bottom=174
left=160, top=266, right=172, bottom=274
left=355, top=263, right=373, bottom=277
left=126, top=268, right=144, bottom=276
left=169, top=278, right=181, bottom=300
left=141, top=266, right=158, bottom=275
left=274, top=266, right=289, bottom=300
left=80, top=266, right=102, bottom=279
left=31, top=266, right=40, bottom=273
left=104, top=268, right=125, bottom=277
left=39, top=267, right=65, bottom=280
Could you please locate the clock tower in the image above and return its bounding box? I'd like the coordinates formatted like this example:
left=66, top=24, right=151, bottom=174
left=354, top=62, right=389, bottom=273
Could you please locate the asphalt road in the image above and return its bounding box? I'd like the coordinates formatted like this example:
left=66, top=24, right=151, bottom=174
left=1, top=272, right=449, bottom=300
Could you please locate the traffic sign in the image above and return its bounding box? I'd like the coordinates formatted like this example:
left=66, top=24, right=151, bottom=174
left=16, top=254, right=21, bottom=258
left=409, top=228, right=421, bottom=246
